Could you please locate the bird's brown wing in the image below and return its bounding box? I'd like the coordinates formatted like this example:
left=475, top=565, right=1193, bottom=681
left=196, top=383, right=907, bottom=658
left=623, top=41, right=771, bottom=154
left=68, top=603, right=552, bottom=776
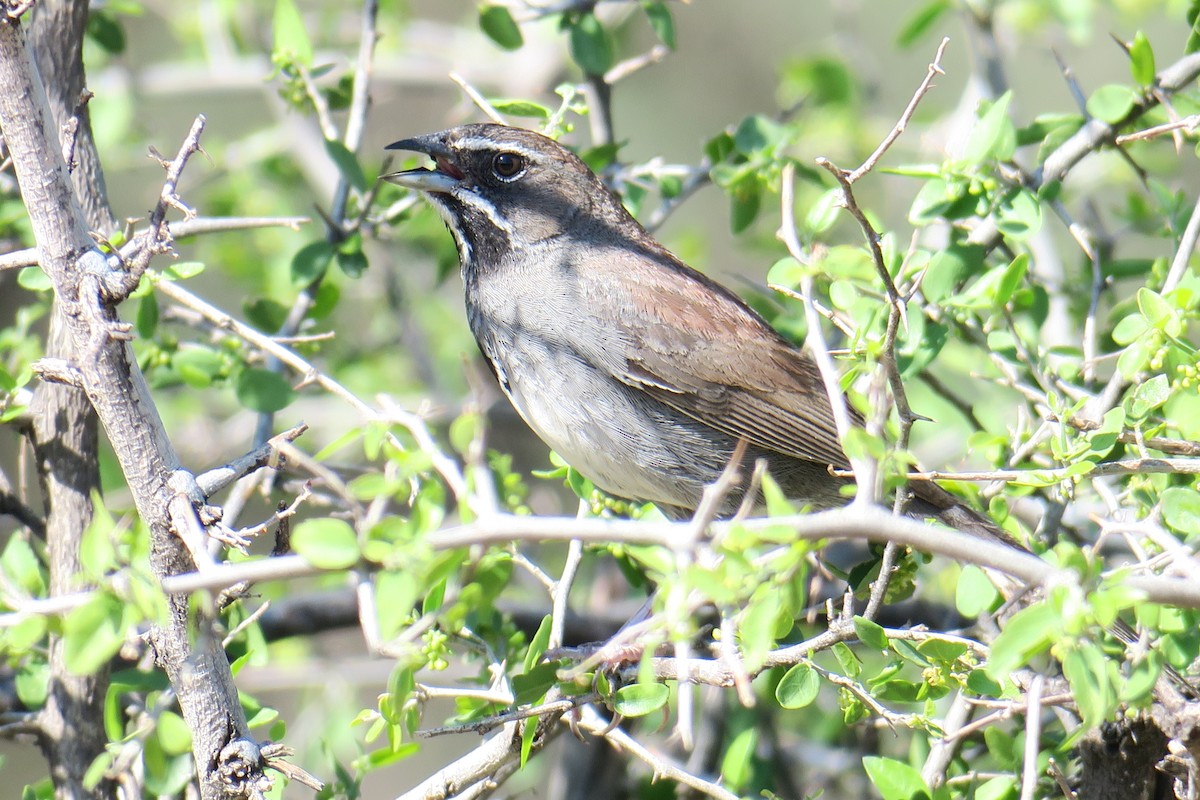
left=580, top=244, right=854, bottom=470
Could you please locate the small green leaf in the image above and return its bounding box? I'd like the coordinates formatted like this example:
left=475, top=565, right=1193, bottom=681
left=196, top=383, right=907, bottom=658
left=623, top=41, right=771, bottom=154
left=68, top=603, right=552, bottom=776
left=1086, top=84, right=1137, bottom=124
left=963, top=91, right=1015, bottom=164
left=292, top=518, right=360, bottom=569
left=612, top=682, right=669, bottom=717
left=172, top=347, right=224, bottom=389
left=1129, top=31, right=1156, bottom=87
left=336, top=233, right=369, bottom=278
left=1128, top=374, right=1170, bottom=419
left=853, top=616, right=888, bottom=650
left=87, top=10, right=127, bottom=54
left=524, top=614, right=553, bottom=672
left=291, top=240, right=335, bottom=285
left=987, top=602, right=1061, bottom=680
left=1062, top=645, right=1115, bottom=729
left=63, top=593, right=126, bottom=675
left=568, top=13, right=613, bottom=75
left=720, top=726, right=756, bottom=789
left=235, top=368, right=297, bottom=413
left=896, top=0, right=950, bottom=47
left=17, top=267, right=52, bottom=292
left=729, top=180, right=761, bottom=233
left=479, top=4, right=523, bottom=51
left=1162, top=487, right=1200, bottom=535
left=135, top=294, right=158, bottom=338
left=273, top=0, right=313, bottom=65
left=733, top=114, right=787, bottom=155
left=165, top=261, right=206, bottom=280
left=15, top=662, right=49, bottom=708
left=863, top=755, right=932, bottom=800
left=775, top=662, right=820, bottom=709
left=642, top=1, right=676, bottom=49
left=832, top=641, right=861, bottom=678
left=956, top=565, right=999, bottom=617
left=243, top=298, right=289, bottom=332
left=488, top=99, right=550, bottom=119
left=1137, top=287, right=1178, bottom=333
left=324, top=139, right=369, bottom=194
left=156, top=711, right=193, bottom=755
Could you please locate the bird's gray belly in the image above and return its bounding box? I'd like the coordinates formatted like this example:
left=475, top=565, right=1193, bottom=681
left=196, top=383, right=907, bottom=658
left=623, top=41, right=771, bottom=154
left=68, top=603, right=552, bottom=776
left=484, top=329, right=717, bottom=510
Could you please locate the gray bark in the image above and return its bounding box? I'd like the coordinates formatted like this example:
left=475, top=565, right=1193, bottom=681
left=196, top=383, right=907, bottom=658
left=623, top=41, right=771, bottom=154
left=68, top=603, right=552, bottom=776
left=0, top=6, right=261, bottom=798
left=26, top=1, right=118, bottom=798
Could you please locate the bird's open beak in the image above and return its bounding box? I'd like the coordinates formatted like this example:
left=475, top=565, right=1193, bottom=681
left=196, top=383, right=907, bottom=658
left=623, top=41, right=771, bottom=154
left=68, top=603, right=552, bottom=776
left=382, top=133, right=464, bottom=194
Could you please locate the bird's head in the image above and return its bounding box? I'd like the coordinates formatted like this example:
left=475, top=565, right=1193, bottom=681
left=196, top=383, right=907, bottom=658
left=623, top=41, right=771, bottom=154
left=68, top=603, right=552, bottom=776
left=384, top=124, right=621, bottom=268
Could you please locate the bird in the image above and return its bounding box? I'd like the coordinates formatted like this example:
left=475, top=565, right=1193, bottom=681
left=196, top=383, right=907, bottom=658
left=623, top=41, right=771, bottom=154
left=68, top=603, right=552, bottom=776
left=382, top=123, right=1013, bottom=544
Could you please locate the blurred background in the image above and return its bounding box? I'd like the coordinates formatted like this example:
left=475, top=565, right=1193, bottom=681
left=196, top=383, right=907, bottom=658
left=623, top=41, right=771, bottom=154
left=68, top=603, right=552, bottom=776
left=1, top=0, right=1195, bottom=796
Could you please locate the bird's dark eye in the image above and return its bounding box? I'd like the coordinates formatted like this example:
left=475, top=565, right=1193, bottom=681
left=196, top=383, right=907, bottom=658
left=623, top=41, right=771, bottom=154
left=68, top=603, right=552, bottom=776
left=492, top=152, right=525, bottom=180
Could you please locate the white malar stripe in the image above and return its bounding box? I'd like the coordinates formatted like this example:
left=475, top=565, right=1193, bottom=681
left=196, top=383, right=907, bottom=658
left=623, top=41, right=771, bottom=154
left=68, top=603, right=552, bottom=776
left=426, top=194, right=472, bottom=264
left=450, top=188, right=518, bottom=240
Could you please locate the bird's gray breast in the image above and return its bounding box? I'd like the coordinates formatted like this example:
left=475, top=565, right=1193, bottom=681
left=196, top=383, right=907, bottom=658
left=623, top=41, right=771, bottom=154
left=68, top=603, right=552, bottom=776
left=463, top=246, right=715, bottom=510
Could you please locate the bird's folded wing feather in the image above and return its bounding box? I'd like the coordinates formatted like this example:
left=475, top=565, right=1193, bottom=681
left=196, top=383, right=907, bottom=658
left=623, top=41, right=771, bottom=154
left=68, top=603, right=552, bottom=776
left=579, top=244, right=854, bottom=470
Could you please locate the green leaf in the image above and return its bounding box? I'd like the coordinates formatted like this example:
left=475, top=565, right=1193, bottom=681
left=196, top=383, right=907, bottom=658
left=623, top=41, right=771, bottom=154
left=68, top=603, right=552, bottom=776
left=1130, top=31, right=1156, bottom=86
left=1161, top=487, right=1200, bottom=535
left=243, top=298, right=289, bottom=332
left=479, top=4, right=523, bottom=51
left=1086, top=84, right=1137, bottom=124
left=863, top=755, right=932, bottom=800
left=775, top=662, right=820, bottom=709
left=292, top=518, right=360, bottom=569
left=963, top=91, right=1015, bottom=164
left=995, top=253, right=1030, bottom=304
left=513, top=660, right=559, bottom=705
left=324, top=139, right=369, bottom=194
left=291, top=240, right=335, bottom=285
left=720, top=726, right=756, bottom=789
left=568, top=13, right=613, bottom=75
left=87, top=10, right=127, bottom=54
left=165, top=261, right=205, bottom=280
left=987, top=602, right=1061, bottom=680
left=956, top=565, right=999, bottom=617
left=853, top=616, right=888, bottom=650
left=234, top=368, right=296, bottom=413
left=336, top=233, right=369, bottom=278
left=1128, top=374, right=1170, bottom=419
left=135, top=293, right=159, bottom=338
left=896, top=0, right=951, bottom=47
left=733, top=114, right=787, bottom=155
left=519, top=715, right=538, bottom=766
left=524, top=614, right=553, bottom=673
left=995, top=191, right=1042, bottom=240
left=273, top=0, right=313, bottom=65
left=2, top=535, right=46, bottom=595
left=833, top=641, right=861, bottom=678
left=1137, top=287, right=1179, bottom=335
left=612, top=682, right=669, bottom=717
left=17, top=267, right=52, bottom=292
left=63, top=593, right=126, bottom=675
left=156, top=711, right=193, bottom=755
left=729, top=180, right=761, bottom=233
left=489, top=99, right=550, bottom=119
left=1062, top=645, right=1115, bottom=729
left=642, top=1, right=676, bottom=49
left=172, top=347, right=224, bottom=389
left=15, top=662, right=49, bottom=708
left=739, top=589, right=783, bottom=671
left=975, top=776, right=1018, bottom=800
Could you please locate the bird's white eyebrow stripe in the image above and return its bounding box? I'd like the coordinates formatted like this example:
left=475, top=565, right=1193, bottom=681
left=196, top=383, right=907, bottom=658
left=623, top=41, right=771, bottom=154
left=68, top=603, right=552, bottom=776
left=453, top=137, right=544, bottom=161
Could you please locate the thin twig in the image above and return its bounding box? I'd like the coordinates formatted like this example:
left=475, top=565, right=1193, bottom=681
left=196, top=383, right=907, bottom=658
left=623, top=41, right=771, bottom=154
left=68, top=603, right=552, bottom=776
left=847, top=37, right=950, bottom=184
